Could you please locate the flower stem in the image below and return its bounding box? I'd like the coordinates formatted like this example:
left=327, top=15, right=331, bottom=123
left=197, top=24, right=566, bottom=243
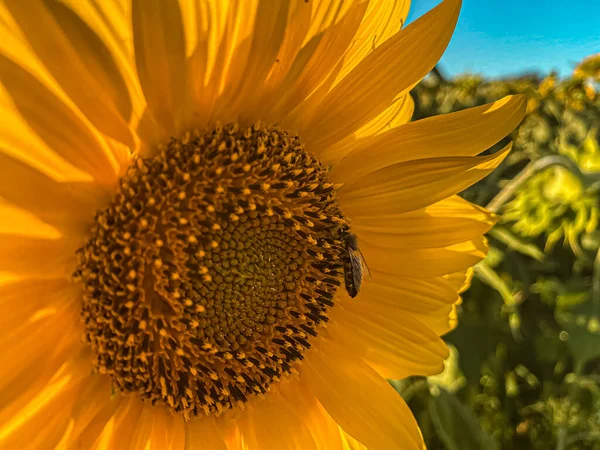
left=593, top=246, right=600, bottom=314
left=486, top=155, right=599, bottom=213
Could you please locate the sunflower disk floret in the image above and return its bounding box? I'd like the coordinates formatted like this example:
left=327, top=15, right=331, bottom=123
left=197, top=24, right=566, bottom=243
left=74, top=123, right=349, bottom=418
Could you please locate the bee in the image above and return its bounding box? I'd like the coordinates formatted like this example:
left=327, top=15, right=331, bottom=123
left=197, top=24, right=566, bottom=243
left=341, top=232, right=371, bottom=298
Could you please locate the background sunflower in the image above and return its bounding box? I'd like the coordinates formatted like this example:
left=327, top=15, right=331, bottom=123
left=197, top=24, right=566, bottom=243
left=398, top=57, right=600, bottom=450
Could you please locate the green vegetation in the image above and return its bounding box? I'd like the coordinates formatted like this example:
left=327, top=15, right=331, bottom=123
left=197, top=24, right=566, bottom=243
left=399, top=55, right=600, bottom=450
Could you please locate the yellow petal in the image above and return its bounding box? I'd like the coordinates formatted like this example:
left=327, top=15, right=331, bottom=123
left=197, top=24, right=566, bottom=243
left=238, top=390, right=317, bottom=450
left=0, top=4, right=29, bottom=56
left=281, top=0, right=389, bottom=126
left=0, top=152, right=106, bottom=235
left=279, top=382, right=344, bottom=450
left=331, top=94, right=526, bottom=182
left=4, top=0, right=134, bottom=147
left=0, top=278, right=76, bottom=335
left=93, top=397, right=145, bottom=450
left=60, top=0, right=148, bottom=126
left=353, top=196, right=496, bottom=249
left=305, top=0, right=356, bottom=37
left=0, top=200, right=60, bottom=237
left=67, top=375, right=123, bottom=450
left=348, top=272, right=459, bottom=336
left=197, top=1, right=259, bottom=110
left=61, top=0, right=133, bottom=70
left=0, top=350, right=91, bottom=450
left=0, top=55, right=118, bottom=184
left=448, top=296, right=463, bottom=333
left=184, top=0, right=222, bottom=127
left=340, top=427, right=368, bottom=450
left=218, top=1, right=290, bottom=120
left=132, top=0, right=187, bottom=141
left=297, top=0, right=460, bottom=152
left=0, top=323, right=82, bottom=412
left=442, top=269, right=473, bottom=333
left=0, top=381, right=77, bottom=450
left=444, top=268, right=474, bottom=294
left=215, top=412, right=242, bottom=450
left=340, top=143, right=511, bottom=217
left=269, top=2, right=367, bottom=120
left=303, top=339, right=425, bottom=450
left=366, top=270, right=459, bottom=307
left=328, top=298, right=448, bottom=379
left=260, top=1, right=313, bottom=91
left=186, top=416, right=228, bottom=450
left=0, top=234, right=79, bottom=277
left=360, top=236, right=488, bottom=278
left=121, top=403, right=187, bottom=450
left=323, top=92, right=416, bottom=164
left=355, top=93, right=415, bottom=138
left=0, top=59, right=101, bottom=181
left=0, top=288, right=79, bottom=381
left=333, top=0, right=410, bottom=84
left=147, top=407, right=186, bottom=450
left=128, top=404, right=156, bottom=449
left=0, top=103, right=90, bottom=181
left=0, top=344, right=79, bottom=426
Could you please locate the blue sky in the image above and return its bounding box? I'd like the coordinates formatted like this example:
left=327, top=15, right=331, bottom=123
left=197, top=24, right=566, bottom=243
left=407, top=0, right=600, bottom=78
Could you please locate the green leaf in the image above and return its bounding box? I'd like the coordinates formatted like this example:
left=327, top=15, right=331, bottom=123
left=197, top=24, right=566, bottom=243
left=532, top=276, right=593, bottom=307
left=445, top=320, right=506, bottom=385
left=428, top=388, right=500, bottom=450
left=489, top=226, right=546, bottom=261
left=473, top=261, right=516, bottom=306
left=556, top=296, right=600, bottom=372
left=533, top=334, right=564, bottom=363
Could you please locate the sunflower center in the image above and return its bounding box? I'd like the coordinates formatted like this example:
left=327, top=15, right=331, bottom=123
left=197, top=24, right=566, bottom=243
left=74, top=123, right=349, bottom=417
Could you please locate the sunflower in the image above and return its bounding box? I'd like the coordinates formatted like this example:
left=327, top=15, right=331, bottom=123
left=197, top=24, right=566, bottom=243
left=0, top=0, right=525, bottom=448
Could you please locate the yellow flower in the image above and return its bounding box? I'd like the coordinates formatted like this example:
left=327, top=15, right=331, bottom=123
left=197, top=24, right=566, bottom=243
left=573, top=52, right=600, bottom=82
left=0, top=0, right=525, bottom=448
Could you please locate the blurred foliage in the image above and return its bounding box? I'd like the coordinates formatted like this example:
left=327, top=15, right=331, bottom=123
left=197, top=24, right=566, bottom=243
left=398, top=56, right=600, bottom=449
left=574, top=53, right=600, bottom=83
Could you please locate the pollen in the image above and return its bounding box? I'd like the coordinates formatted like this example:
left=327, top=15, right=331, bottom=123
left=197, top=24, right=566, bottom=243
left=73, top=123, right=350, bottom=418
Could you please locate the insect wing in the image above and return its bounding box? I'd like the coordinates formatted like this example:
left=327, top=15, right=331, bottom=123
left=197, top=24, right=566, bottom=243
left=349, top=248, right=371, bottom=292
left=357, top=248, right=372, bottom=281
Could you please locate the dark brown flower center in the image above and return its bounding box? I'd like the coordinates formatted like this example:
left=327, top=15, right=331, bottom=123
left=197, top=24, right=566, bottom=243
left=74, top=123, right=349, bottom=418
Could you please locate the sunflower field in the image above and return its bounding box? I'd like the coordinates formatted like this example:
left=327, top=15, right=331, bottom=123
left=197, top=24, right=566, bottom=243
left=397, top=54, right=600, bottom=449
left=2, top=0, right=599, bottom=447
